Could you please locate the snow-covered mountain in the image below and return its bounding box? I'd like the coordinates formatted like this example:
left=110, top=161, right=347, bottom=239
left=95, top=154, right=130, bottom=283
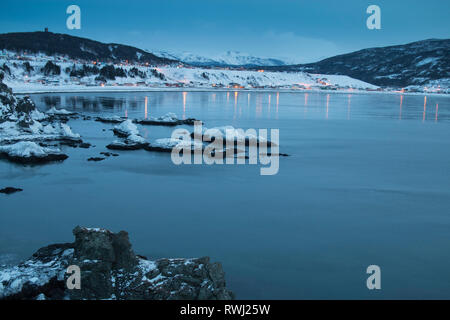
left=151, top=50, right=290, bottom=67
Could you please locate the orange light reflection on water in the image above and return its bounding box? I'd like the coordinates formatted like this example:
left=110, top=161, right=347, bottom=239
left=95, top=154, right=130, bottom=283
left=435, top=103, right=439, bottom=122
left=182, top=91, right=187, bottom=119
left=144, top=96, right=148, bottom=119
left=399, top=95, right=403, bottom=120
left=423, top=96, right=427, bottom=122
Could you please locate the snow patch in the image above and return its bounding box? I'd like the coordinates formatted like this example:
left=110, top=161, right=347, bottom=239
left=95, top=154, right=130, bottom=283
left=0, top=141, right=62, bottom=158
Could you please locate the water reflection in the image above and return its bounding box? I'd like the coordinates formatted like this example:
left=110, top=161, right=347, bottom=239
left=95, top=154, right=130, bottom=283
left=423, top=96, right=427, bottom=122
left=41, top=96, right=61, bottom=107
left=255, top=94, right=262, bottom=118
left=100, top=97, right=125, bottom=110
left=435, top=104, right=439, bottom=122
left=144, top=96, right=148, bottom=119
left=399, top=95, right=403, bottom=120
left=347, top=94, right=352, bottom=120
left=32, top=91, right=449, bottom=123
left=276, top=92, right=279, bottom=119
left=326, top=94, right=330, bottom=119
left=182, top=91, right=187, bottom=119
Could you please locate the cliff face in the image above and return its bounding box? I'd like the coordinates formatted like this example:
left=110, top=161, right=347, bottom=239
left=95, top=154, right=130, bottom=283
left=0, top=227, right=234, bottom=300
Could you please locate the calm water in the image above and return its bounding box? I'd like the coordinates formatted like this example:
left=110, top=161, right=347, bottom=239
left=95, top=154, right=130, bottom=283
left=1, top=90, right=450, bottom=299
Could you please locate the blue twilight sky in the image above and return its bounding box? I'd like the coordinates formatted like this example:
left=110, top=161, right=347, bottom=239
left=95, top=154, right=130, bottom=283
left=1, top=0, right=449, bottom=63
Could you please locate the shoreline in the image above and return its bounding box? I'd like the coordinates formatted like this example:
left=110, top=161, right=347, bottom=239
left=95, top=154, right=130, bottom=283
left=6, top=84, right=449, bottom=97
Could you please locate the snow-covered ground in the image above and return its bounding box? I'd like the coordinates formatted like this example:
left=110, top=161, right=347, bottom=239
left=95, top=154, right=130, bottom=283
left=1, top=51, right=448, bottom=95
left=0, top=51, right=382, bottom=94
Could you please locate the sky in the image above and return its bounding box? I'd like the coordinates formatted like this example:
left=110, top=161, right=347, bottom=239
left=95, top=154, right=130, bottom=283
left=1, top=0, right=449, bottom=63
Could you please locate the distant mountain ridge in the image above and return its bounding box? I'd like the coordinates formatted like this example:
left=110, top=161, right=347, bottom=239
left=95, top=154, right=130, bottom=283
left=262, top=39, right=450, bottom=88
left=0, top=31, right=177, bottom=66
left=0, top=32, right=448, bottom=88
left=151, top=50, right=290, bottom=67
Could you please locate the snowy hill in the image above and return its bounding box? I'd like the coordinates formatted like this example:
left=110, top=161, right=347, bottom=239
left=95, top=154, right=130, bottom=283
left=0, top=31, right=177, bottom=66
left=151, top=50, right=289, bottom=67
left=0, top=50, right=378, bottom=93
left=265, top=39, right=450, bottom=89
left=1, top=32, right=447, bottom=93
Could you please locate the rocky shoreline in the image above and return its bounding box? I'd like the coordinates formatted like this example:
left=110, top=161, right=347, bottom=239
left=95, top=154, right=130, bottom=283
left=0, top=227, right=234, bottom=300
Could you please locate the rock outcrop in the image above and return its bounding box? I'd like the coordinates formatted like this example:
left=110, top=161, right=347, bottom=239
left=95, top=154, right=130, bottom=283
left=0, top=141, right=68, bottom=164
left=0, top=187, right=23, bottom=194
left=134, top=113, right=200, bottom=126
left=106, top=120, right=149, bottom=151
left=0, top=227, right=234, bottom=300
left=0, top=75, right=84, bottom=164
left=95, top=115, right=126, bottom=124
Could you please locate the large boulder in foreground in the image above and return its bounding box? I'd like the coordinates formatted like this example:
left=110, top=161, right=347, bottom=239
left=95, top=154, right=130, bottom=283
left=0, top=227, right=234, bottom=300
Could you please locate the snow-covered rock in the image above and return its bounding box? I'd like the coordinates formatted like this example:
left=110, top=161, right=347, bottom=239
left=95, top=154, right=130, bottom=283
left=94, top=115, right=126, bottom=124
left=0, top=141, right=68, bottom=164
left=193, top=125, right=276, bottom=147
left=106, top=138, right=149, bottom=151
left=0, top=122, right=81, bottom=144
left=135, top=112, right=200, bottom=126
left=0, top=80, right=82, bottom=151
left=112, top=119, right=139, bottom=137
left=108, top=120, right=148, bottom=149
left=45, top=107, right=77, bottom=116
left=145, top=137, right=204, bottom=153
left=0, top=226, right=234, bottom=300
